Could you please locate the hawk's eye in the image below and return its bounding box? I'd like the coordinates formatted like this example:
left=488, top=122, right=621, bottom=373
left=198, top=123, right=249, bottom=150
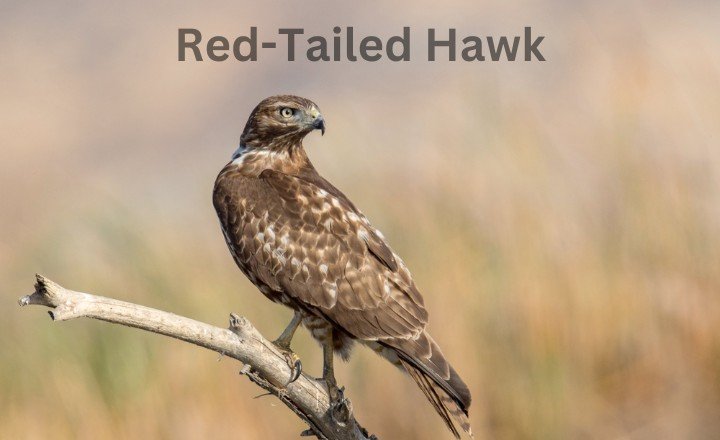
left=280, top=107, right=295, bottom=118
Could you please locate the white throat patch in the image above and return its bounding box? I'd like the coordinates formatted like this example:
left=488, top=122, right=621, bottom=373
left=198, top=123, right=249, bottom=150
left=231, top=146, right=290, bottom=168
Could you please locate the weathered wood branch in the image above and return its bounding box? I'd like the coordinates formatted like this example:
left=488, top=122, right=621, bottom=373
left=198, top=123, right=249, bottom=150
left=18, top=274, right=376, bottom=440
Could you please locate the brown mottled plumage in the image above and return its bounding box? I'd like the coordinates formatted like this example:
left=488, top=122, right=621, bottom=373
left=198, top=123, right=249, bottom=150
left=213, top=95, right=472, bottom=437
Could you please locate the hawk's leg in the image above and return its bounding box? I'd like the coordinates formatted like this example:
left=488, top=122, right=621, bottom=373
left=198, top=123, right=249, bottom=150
left=272, top=311, right=303, bottom=385
left=323, top=328, right=352, bottom=426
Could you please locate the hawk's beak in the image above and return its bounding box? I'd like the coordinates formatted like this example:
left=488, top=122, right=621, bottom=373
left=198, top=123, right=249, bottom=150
left=313, top=116, right=326, bottom=136
left=308, top=106, right=325, bottom=136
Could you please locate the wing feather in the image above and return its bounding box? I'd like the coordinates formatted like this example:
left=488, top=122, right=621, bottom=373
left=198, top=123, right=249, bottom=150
left=253, top=168, right=428, bottom=340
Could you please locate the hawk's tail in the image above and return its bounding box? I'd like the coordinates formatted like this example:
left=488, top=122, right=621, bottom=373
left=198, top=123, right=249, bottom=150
left=390, top=332, right=473, bottom=438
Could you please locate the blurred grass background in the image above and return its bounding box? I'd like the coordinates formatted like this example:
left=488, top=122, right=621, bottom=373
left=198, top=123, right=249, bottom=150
left=2, top=0, right=720, bottom=438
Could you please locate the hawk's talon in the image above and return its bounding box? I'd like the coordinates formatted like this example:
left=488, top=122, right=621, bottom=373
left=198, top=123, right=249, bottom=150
left=328, top=385, right=352, bottom=427
left=289, top=358, right=302, bottom=384
left=273, top=340, right=302, bottom=386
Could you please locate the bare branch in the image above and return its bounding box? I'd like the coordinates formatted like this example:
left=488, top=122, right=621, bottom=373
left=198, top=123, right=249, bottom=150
left=18, top=274, right=376, bottom=440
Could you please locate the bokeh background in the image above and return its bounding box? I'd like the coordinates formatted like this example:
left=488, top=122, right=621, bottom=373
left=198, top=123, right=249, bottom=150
left=2, top=1, right=720, bottom=438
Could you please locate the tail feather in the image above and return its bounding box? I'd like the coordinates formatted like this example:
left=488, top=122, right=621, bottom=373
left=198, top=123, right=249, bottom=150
left=400, top=358, right=472, bottom=438
left=386, top=331, right=473, bottom=438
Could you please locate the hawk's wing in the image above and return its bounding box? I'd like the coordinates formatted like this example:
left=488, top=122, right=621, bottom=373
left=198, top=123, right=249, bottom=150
left=219, top=166, right=428, bottom=341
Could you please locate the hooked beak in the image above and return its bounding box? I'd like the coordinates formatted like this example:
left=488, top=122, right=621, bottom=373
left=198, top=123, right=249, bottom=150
left=313, top=116, right=326, bottom=136
left=308, top=106, right=325, bottom=136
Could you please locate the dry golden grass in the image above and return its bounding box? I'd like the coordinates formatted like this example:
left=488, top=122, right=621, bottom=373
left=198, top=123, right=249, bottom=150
left=2, top=1, right=720, bottom=439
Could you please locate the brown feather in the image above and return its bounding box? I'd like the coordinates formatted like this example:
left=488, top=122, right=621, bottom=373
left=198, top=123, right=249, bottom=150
left=400, top=358, right=472, bottom=439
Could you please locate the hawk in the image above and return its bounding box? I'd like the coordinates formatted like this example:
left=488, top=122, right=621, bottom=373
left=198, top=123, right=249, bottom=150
left=213, top=95, right=472, bottom=437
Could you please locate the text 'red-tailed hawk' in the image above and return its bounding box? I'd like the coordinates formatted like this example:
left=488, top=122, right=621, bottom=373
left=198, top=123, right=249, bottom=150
left=213, top=95, right=472, bottom=437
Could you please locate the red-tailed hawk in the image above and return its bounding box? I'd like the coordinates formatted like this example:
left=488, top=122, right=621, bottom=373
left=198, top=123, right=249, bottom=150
left=213, top=95, right=472, bottom=437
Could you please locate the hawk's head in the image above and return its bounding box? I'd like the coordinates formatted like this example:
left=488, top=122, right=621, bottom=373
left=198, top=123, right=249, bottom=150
left=240, top=95, right=325, bottom=150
